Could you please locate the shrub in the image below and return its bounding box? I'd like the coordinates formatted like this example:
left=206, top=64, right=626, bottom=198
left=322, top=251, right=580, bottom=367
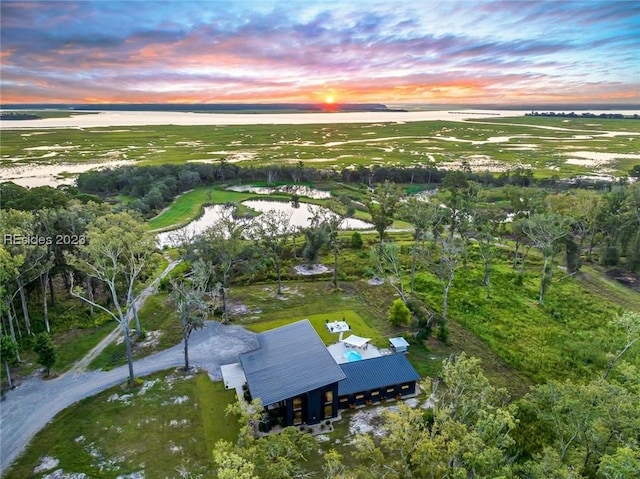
left=565, top=237, right=581, bottom=273
left=436, top=317, right=449, bottom=343
left=34, top=333, right=57, bottom=375
left=388, top=299, right=411, bottom=327
left=350, top=231, right=363, bottom=249
left=600, top=244, right=619, bottom=266
left=407, top=296, right=434, bottom=340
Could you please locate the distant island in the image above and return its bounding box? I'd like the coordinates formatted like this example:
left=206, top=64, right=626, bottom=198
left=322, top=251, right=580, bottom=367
left=0, top=112, right=41, bottom=120
left=526, top=110, right=639, bottom=119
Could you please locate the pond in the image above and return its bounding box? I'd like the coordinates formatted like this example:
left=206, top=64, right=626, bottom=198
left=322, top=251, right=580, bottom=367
left=156, top=200, right=373, bottom=248
left=241, top=200, right=373, bottom=230
left=226, top=184, right=331, bottom=199
left=156, top=204, right=231, bottom=248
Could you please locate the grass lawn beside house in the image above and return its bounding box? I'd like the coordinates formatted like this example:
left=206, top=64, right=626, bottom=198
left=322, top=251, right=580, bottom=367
left=5, top=370, right=238, bottom=479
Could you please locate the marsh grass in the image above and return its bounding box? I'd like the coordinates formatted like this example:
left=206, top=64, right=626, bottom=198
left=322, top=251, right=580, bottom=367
left=3, top=119, right=638, bottom=177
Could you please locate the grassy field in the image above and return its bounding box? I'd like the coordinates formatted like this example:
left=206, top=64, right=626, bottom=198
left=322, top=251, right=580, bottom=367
left=149, top=187, right=254, bottom=230
left=245, top=309, right=387, bottom=347
left=2, top=118, right=638, bottom=179
left=5, top=370, right=238, bottom=479
left=413, top=258, right=639, bottom=384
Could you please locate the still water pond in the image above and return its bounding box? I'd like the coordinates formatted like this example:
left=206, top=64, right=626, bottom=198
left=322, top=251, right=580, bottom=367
left=157, top=200, right=373, bottom=248
left=226, top=184, right=331, bottom=199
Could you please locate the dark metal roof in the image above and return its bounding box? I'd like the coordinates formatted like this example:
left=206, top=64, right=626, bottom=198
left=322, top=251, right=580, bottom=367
left=338, top=354, right=420, bottom=396
left=239, top=320, right=346, bottom=406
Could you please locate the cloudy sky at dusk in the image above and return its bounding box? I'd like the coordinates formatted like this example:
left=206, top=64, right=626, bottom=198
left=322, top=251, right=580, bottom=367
left=1, top=0, right=638, bottom=105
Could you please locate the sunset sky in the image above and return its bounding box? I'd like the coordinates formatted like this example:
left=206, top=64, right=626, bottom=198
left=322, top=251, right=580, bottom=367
left=1, top=0, right=638, bottom=105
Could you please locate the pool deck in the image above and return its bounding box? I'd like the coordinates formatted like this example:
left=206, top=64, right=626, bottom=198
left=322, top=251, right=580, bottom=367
left=327, top=342, right=391, bottom=364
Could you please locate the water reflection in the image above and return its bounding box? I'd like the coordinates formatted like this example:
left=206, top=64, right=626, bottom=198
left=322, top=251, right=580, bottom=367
left=226, top=184, right=331, bottom=199
left=156, top=200, right=372, bottom=248
left=242, top=200, right=372, bottom=230
left=156, top=204, right=231, bottom=248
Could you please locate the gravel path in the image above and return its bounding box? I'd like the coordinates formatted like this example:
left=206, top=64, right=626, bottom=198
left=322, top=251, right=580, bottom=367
left=0, top=321, right=258, bottom=474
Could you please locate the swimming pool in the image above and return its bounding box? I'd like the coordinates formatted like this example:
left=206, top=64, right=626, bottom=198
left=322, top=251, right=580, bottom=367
left=343, top=349, right=362, bottom=362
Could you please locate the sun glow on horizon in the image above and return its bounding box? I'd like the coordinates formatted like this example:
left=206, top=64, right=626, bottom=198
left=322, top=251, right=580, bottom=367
left=325, top=95, right=334, bottom=104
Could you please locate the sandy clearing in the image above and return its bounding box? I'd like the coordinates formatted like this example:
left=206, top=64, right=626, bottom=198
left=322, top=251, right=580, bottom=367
left=438, top=156, right=532, bottom=172
left=24, top=144, right=80, bottom=151
left=563, top=151, right=640, bottom=163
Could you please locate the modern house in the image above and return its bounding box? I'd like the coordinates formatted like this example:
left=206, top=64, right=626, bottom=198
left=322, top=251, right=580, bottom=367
left=239, top=320, right=346, bottom=429
left=235, top=319, right=420, bottom=431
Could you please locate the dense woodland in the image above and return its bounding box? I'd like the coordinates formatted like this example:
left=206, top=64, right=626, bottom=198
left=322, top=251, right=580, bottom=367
left=1, top=162, right=639, bottom=478
left=70, top=161, right=634, bottom=218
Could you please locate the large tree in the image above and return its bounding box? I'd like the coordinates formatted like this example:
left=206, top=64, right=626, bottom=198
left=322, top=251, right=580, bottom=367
left=522, top=213, right=570, bottom=305
left=169, top=261, right=218, bottom=371
left=350, top=353, right=516, bottom=479
left=68, top=211, right=156, bottom=388
left=436, top=235, right=465, bottom=324
left=187, top=206, right=253, bottom=323
left=473, top=206, right=506, bottom=299
left=365, top=180, right=404, bottom=249
left=311, top=201, right=348, bottom=290
left=399, top=196, right=445, bottom=293
left=0, top=334, right=19, bottom=389
left=250, top=210, right=294, bottom=295
left=371, top=242, right=408, bottom=303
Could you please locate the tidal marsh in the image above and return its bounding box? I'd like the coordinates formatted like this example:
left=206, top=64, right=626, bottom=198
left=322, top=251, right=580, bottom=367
left=2, top=117, right=639, bottom=187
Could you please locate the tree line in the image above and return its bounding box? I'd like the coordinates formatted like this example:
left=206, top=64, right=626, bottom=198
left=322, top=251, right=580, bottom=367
left=69, top=161, right=635, bottom=219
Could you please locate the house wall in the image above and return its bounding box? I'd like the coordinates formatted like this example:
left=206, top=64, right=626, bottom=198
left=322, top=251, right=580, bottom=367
left=338, top=380, right=416, bottom=409
left=274, top=382, right=340, bottom=431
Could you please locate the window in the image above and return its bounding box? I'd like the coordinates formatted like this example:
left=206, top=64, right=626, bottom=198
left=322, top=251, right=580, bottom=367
left=371, top=390, right=380, bottom=397
left=324, top=404, right=333, bottom=419
left=355, top=394, right=364, bottom=400
left=401, top=384, right=410, bottom=390
left=387, top=387, right=395, bottom=393
left=323, top=390, right=334, bottom=418
left=292, top=396, right=303, bottom=424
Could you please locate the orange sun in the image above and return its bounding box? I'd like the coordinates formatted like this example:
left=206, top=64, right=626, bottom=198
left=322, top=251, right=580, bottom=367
left=325, top=95, right=334, bottom=104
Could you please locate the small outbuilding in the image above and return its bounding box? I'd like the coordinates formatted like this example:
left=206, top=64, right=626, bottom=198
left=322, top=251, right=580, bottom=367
left=389, top=336, right=410, bottom=353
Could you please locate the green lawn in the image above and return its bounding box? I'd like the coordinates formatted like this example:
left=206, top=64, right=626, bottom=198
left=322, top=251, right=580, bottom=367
left=54, top=322, right=117, bottom=372
left=5, top=371, right=238, bottom=479
left=245, top=309, right=387, bottom=347
left=148, top=187, right=252, bottom=230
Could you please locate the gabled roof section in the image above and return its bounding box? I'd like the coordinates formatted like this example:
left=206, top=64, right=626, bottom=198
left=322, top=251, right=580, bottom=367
left=240, top=320, right=346, bottom=406
left=338, top=354, right=420, bottom=396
